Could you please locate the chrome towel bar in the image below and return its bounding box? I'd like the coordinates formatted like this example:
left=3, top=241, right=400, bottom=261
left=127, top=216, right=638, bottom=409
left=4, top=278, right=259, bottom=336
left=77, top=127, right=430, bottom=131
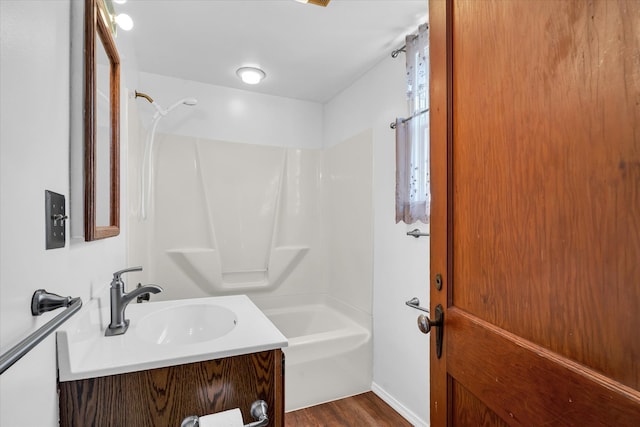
left=406, top=228, right=429, bottom=238
left=0, top=290, right=82, bottom=375
left=405, top=297, right=429, bottom=314
left=390, top=109, right=430, bottom=130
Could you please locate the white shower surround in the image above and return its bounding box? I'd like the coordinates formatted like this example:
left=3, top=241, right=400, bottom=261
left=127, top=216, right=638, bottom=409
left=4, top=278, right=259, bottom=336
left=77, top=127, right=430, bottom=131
left=149, top=135, right=326, bottom=299
left=130, top=121, right=375, bottom=409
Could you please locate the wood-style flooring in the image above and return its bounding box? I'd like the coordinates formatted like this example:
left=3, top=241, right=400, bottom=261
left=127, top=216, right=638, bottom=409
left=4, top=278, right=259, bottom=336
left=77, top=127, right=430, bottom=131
left=284, top=392, right=413, bottom=426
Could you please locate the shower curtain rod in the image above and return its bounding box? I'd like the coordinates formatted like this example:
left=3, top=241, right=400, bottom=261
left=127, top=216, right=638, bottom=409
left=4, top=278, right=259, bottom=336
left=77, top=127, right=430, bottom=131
left=391, top=45, right=406, bottom=58
left=391, top=34, right=416, bottom=58
left=389, top=108, right=429, bottom=129
left=391, top=24, right=428, bottom=58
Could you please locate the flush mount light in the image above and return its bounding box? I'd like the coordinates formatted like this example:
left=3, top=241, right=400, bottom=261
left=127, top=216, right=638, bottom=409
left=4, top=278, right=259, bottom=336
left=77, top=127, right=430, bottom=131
left=236, top=67, right=266, bottom=85
left=115, top=13, right=134, bottom=31
left=113, top=0, right=128, bottom=4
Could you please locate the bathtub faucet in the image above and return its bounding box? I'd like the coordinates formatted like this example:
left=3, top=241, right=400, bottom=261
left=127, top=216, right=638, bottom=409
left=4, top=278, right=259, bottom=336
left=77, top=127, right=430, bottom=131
left=105, top=266, right=163, bottom=336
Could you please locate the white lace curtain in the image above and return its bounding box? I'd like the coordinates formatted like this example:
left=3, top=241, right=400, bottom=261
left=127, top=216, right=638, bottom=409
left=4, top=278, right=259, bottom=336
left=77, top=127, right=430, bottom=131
left=396, top=23, right=430, bottom=224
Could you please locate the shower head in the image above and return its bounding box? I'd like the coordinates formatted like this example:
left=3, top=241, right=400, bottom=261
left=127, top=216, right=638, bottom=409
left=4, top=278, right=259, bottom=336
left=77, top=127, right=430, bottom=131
left=135, top=90, right=198, bottom=117
left=165, top=97, right=198, bottom=115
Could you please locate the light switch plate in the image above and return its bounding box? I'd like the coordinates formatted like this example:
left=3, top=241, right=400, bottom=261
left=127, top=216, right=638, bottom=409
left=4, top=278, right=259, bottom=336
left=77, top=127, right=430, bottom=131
left=45, top=190, right=66, bottom=249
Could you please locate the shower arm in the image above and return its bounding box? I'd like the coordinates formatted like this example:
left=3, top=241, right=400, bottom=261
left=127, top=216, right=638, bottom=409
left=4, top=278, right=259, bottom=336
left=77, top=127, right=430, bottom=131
left=135, top=90, right=154, bottom=104
left=136, top=90, right=167, bottom=117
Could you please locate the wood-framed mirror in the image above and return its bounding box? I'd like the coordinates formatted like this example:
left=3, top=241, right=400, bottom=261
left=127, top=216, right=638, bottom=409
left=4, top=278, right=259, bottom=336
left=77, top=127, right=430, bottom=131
left=84, top=0, right=120, bottom=240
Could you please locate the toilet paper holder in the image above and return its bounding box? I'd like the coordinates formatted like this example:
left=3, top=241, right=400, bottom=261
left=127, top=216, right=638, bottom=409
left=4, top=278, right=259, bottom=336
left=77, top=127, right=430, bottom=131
left=181, top=400, right=269, bottom=427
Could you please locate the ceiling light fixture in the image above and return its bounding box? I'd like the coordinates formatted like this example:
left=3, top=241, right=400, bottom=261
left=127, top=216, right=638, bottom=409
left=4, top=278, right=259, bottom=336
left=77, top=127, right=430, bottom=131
left=113, top=0, right=128, bottom=4
left=236, top=67, right=266, bottom=85
left=115, top=13, right=134, bottom=31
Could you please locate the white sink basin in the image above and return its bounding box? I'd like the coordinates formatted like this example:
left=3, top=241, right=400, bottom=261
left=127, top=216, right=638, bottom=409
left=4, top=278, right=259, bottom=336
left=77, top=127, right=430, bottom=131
left=137, top=304, right=237, bottom=345
left=56, top=295, right=287, bottom=381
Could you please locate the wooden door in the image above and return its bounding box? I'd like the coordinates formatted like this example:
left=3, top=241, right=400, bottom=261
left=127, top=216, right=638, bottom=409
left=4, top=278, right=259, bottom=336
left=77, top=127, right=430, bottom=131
left=429, top=0, right=640, bottom=425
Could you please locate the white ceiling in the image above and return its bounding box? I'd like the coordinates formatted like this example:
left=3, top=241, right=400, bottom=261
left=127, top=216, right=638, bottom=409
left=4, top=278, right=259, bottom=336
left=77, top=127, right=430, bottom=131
left=117, top=0, right=428, bottom=103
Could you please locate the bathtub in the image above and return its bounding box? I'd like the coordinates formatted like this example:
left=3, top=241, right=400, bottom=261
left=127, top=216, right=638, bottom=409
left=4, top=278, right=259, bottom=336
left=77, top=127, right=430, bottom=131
left=255, top=296, right=372, bottom=412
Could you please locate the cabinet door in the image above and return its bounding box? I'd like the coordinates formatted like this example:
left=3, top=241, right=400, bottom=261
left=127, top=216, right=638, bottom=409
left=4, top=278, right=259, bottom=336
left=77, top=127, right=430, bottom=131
left=59, top=350, right=284, bottom=427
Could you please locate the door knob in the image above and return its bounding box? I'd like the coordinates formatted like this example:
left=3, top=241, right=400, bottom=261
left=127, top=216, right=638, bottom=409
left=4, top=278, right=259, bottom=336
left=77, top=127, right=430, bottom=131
left=417, top=314, right=436, bottom=334
left=416, top=304, right=444, bottom=359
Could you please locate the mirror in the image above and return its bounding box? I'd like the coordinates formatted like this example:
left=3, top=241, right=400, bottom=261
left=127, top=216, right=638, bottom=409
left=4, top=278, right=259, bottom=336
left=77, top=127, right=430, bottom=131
left=84, top=0, right=120, bottom=240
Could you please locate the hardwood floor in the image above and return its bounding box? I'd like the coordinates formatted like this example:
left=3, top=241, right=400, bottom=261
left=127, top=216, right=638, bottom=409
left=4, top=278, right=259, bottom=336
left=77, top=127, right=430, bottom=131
left=284, top=392, right=413, bottom=426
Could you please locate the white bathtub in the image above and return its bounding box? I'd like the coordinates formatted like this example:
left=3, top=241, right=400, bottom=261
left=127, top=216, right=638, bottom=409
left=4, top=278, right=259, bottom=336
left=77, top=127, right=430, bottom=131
left=256, top=297, right=372, bottom=412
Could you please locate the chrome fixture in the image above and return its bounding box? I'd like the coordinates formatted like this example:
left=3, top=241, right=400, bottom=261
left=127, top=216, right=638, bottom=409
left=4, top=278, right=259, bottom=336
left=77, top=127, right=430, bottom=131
left=31, top=289, right=74, bottom=315
left=390, top=109, right=429, bottom=130
left=1, top=290, right=82, bottom=375
left=181, top=399, right=269, bottom=427
left=417, top=311, right=441, bottom=334
left=406, top=297, right=445, bottom=357
left=105, top=266, right=162, bottom=336
left=417, top=305, right=444, bottom=359
left=135, top=283, right=152, bottom=303
left=405, top=228, right=430, bottom=238
left=405, top=297, right=429, bottom=313
left=391, top=45, right=406, bottom=58
left=391, top=27, right=428, bottom=58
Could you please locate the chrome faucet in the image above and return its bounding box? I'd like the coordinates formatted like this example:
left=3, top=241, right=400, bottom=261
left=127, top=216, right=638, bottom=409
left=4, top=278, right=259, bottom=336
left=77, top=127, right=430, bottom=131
left=105, top=266, right=163, bottom=336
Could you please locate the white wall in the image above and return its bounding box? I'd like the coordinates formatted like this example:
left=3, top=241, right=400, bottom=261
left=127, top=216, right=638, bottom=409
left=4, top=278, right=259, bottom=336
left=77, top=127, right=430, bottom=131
left=324, top=55, right=431, bottom=426
left=0, top=1, right=130, bottom=425
left=135, top=72, right=324, bottom=149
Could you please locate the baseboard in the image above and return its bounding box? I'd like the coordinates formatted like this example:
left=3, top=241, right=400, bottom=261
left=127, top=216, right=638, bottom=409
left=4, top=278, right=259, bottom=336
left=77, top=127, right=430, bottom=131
left=371, top=382, right=429, bottom=427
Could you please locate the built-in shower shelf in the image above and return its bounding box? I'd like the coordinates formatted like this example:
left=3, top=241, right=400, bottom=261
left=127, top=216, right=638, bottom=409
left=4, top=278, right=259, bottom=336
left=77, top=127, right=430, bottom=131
left=166, top=247, right=216, bottom=253
left=166, top=246, right=309, bottom=294
left=223, top=270, right=268, bottom=284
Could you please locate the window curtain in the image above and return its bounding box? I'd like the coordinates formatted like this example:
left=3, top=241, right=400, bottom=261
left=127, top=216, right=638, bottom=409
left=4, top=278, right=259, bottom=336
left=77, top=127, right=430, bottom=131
left=396, top=23, right=430, bottom=224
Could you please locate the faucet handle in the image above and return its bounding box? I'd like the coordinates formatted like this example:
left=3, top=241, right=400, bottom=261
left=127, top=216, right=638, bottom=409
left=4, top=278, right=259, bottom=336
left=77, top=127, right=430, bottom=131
left=112, top=266, right=143, bottom=282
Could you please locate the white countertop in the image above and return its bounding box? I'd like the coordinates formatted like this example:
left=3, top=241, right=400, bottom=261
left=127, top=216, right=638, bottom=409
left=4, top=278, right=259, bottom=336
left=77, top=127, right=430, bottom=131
left=56, top=295, right=288, bottom=382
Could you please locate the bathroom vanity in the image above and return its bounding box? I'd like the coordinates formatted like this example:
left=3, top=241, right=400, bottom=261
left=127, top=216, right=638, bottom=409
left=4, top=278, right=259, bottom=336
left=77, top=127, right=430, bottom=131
left=56, top=295, right=287, bottom=426
left=58, top=349, right=284, bottom=426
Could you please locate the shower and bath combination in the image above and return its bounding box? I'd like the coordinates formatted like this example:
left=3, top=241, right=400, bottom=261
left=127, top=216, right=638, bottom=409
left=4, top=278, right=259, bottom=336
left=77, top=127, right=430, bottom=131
left=135, top=90, right=197, bottom=219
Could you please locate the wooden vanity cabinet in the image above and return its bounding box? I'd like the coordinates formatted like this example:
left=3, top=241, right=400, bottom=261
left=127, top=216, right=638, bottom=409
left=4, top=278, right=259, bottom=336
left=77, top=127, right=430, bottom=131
left=58, top=349, right=284, bottom=427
